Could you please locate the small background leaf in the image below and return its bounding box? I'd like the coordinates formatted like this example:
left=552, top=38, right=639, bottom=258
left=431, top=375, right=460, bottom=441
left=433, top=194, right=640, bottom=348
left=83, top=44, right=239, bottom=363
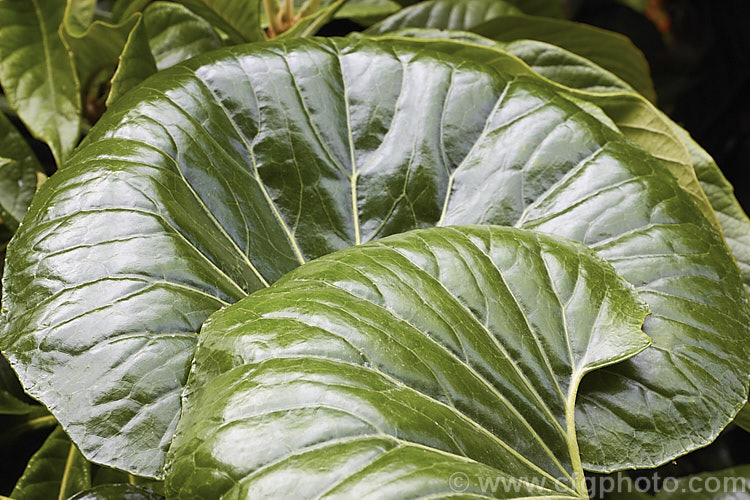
left=143, top=2, right=222, bottom=71
left=11, top=427, right=90, bottom=500
left=364, top=0, right=523, bottom=34
left=0, top=0, right=81, bottom=166
left=173, top=0, right=264, bottom=43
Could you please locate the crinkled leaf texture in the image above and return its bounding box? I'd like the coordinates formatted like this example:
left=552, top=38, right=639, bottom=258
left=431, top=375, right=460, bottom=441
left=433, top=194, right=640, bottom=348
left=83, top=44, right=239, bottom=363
left=166, top=226, right=650, bottom=498
left=1, top=37, right=747, bottom=478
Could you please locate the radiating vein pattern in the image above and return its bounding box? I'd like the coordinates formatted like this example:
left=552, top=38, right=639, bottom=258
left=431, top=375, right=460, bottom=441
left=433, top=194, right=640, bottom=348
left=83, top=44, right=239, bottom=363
left=1, top=37, right=748, bottom=477
left=166, top=226, right=649, bottom=498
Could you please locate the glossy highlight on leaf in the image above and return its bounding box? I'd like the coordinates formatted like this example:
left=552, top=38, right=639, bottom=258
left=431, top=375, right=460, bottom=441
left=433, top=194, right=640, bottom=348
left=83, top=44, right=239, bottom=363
left=1, top=37, right=747, bottom=478
left=166, top=225, right=650, bottom=498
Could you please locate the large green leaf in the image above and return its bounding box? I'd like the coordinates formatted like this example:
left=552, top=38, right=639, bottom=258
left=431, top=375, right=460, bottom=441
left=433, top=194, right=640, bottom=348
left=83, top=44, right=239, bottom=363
left=0, top=114, right=42, bottom=231
left=364, top=0, right=523, bottom=34
left=11, top=426, right=91, bottom=500
left=166, top=226, right=650, bottom=498
left=143, top=2, right=222, bottom=71
left=1, top=38, right=747, bottom=478
left=0, top=0, right=81, bottom=166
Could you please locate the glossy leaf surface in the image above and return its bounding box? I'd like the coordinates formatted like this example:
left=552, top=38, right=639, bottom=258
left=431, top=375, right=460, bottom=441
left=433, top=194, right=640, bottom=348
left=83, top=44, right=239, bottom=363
left=0, top=0, right=81, bottom=166
left=166, top=226, right=649, bottom=498
left=1, top=38, right=747, bottom=478
left=388, top=36, right=748, bottom=471
left=373, top=33, right=719, bottom=234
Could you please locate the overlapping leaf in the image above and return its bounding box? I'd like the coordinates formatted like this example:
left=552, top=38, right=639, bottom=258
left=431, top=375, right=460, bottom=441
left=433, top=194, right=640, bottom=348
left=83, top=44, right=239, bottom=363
left=470, top=15, right=655, bottom=101
left=373, top=33, right=748, bottom=471
left=60, top=1, right=157, bottom=110
left=166, top=226, right=650, bottom=498
left=1, top=38, right=747, bottom=479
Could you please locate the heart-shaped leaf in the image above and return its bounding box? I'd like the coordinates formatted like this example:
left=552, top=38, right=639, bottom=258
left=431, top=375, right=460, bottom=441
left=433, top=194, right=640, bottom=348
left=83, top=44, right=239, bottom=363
left=1, top=38, right=746, bottom=478
left=166, top=225, right=650, bottom=498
